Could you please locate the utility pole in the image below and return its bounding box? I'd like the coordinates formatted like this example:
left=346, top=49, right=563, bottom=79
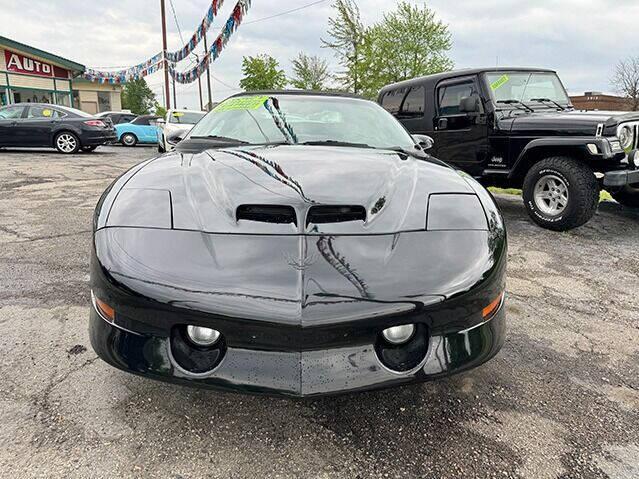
left=194, top=54, right=203, bottom=111
left=160, top=0, right=171, bottom=110
left=203, top=34, right=213, bottom=110
left=172, top=76, right=177, bottom=108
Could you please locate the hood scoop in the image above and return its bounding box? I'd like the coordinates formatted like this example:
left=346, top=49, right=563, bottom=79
left=237, top=205, right=297, bottom=225
left=307, top=205, right=366, bottom=226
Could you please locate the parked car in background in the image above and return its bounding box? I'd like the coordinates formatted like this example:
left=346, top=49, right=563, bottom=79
left=379, top=68, right=639, bottom=231
left=115, top=115, right=161, bottom=147
left=97, top=110, right=137, bottom=125
left=157, top=109, right=205, bottom=153
left=0, top=103, right=116, bottom=154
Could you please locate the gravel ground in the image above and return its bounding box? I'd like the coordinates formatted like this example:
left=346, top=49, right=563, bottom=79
left=0, top=145, right=638, bottom=479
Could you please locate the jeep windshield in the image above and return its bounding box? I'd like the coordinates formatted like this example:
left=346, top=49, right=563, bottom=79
left=485, top=72, right=571, bottom=110
left=186, top=94, right=417, bottom=151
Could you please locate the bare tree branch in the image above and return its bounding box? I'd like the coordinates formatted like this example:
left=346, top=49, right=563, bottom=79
left=611, top=57, right=639, bottom=111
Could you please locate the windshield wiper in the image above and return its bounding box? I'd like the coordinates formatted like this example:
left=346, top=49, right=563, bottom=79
left=385, top=146, right=427, bottom=159
left=530, top=98, right=566, bottom=111
left=496, top=99, right=534, bottom=112
left=300, top=140, right=375, bottom=148
left=190, top=135, right=250, bottom=144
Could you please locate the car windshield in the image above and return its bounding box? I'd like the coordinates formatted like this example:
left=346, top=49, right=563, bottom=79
left=486, top=72, right=570, bottom=107
left=188, top=94, right=416, bottom=150
left=169, top=111, right=205, bottom=124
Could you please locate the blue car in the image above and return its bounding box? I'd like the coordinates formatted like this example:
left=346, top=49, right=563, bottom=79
left=115, top=115, right=161, bottom=147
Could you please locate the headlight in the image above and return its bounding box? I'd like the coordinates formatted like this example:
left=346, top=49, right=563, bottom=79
left=618, top=125, right=634, bottom=151
left=427, top=193, right=488, bottom=230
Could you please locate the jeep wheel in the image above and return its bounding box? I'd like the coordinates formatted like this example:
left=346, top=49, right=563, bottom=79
left=522, top=157, right=600, bottom=231
left=611, top=184, right=639, bottom=208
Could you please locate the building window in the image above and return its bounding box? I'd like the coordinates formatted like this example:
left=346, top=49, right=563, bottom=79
left=72, top=90, right=80, bottom=109
left=55, top=92, right=71, bottom=107
left=98, top=91, right=111, bottom=112
left=0, top=88, right=8, bottom=106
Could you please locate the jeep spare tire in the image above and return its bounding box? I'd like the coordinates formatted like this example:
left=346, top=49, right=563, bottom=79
left=611, top=184, right=639, bottom=208
left=522, top=156, right=600, bottom=231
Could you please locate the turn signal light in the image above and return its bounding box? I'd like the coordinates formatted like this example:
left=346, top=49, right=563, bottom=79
left=482, top=292, right=504, bottom=320
left=91, top=291, right=115, bottom=322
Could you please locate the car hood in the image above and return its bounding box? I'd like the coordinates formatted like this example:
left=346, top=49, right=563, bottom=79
left=103, top=145, right=475, bottom=235
left=500, top=109, right=639, bottom=136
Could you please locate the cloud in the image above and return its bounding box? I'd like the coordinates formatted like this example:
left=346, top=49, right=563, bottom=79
left=1, top=0, right=635, bottom=108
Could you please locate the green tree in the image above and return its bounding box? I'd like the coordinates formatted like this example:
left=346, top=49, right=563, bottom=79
left=239, top=55, right=287, bottom=91
left=121, top=78, right=157, bottom=115
left=154, top=104, right=167, bottom=118
left=357, top=2, right=453, bottom=98
left=290, top=53, right=331, bottom=90
left=321, top=0, right=365, bottom=94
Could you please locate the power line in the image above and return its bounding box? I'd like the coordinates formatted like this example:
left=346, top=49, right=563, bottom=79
left=243, top=0, right=329, bottom=25
left=168, top=0, right=186, bottom=43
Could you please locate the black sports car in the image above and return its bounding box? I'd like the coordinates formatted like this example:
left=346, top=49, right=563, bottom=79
left=0, top=103, right=117, bottom=153
left=90, top=92, right=507, bottom=397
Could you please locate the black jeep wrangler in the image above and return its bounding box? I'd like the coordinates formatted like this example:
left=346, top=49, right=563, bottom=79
left=378, top=68, right=639, bottom=230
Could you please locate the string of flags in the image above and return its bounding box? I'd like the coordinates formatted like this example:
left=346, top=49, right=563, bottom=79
left=165, top=0, right=227, bottom=63
left=82, top=0, right=251, bottom=85
left=84, top=53, right=164, bottom=84
left=169, top=0, right=251, bottom=84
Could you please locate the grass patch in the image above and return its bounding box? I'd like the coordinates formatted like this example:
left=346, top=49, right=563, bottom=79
left=489, top=187, right=615, bottom=203
left=489, top=187, right=521, bottom=196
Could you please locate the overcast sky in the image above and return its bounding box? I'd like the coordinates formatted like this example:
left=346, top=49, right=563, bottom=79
left=1, top=0, right=637, bottom=110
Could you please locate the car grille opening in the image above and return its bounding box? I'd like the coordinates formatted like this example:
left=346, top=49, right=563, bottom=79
left=306, top=205, right=366, bottom=225
left=236, top=204, right=297, bottom=225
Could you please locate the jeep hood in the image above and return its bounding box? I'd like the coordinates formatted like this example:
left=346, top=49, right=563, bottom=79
left=500, top=109, right=639, bottom=136
left=102, top=144, right=475, bottom=235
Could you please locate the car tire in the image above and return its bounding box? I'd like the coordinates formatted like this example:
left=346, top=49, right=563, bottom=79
left=522, top=156, right=600, bottom=231
left=611, top=184, right=639, bottom=208
left=82, top=145, right=98, bottom=152
left=121, top=133, right=138, bottom=147
left=54, top=132, right=81, bottom=154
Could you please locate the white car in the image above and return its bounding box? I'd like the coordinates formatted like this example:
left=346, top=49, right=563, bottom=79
left=157, top=109, right=205, bottom=152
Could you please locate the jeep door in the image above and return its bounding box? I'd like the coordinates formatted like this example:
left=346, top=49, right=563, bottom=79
left=433, top=76, right=489, bottom=176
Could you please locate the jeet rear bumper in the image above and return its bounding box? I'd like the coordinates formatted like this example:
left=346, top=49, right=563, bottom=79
left=90, top=304, right=505, bottom=397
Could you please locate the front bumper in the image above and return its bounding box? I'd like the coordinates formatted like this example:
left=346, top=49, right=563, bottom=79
left=603, top=168, right=639, bottom=187
left=90, top=304, right=506, bottom=397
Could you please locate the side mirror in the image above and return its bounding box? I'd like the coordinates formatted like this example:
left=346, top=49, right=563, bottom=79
left=459, top=95, right=481, bottom=115
left=413, top=134, right=434, bottom=150
left=166, top=130, right=185, bottom=146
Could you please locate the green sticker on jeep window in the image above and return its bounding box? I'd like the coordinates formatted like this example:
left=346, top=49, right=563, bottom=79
left=214, top=95, right=269, bottom=112
left=490, top=75, right=509, bottom=91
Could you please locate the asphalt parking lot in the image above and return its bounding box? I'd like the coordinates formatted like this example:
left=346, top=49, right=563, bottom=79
left=0, top=145, right=638, bottom=479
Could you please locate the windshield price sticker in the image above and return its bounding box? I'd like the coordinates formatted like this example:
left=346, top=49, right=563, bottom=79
left=490, top=74, right=510, bottom=91
left=214, top=95, right=269, bottom=112
left=172, top=112, right=184, bottom=117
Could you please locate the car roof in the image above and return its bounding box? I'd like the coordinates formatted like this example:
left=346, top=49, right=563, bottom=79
left=170, top=109, right=204, bottom=113
left=227, top=90, right=364, bottom=100
left=378, top=67, right=558, bottom=93
left=1, top=103, right=92, bottom=117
